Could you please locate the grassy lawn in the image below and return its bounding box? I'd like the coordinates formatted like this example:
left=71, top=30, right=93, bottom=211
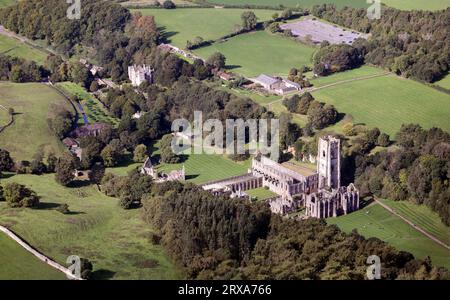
left=195, top=31, right=316, bottom=77
left=311, top=74, right=450, bottom=137
left=309, top=66, right=387, bottom=88
left=133, top=8, right=278, bottom=48
left=0, top=35, right=48, bottom=65
left=0, top=82, right=74, bottom=161
left=379, top=199, right=450, bottom=246
left=0, top=0, right=15, bottom=8
left=327, top=203, right=450, bottom=269
left=56, top=82, right=119, bottom=126
left=0, top=174, right=180, bottom=280
left=0, top=106, right=9, bottom=127
left=381, top=0, right=450, bottom=10
left=247, top=187, right=278, bottom=201
left=205, top=0, right=370, bottom=9
left=0, top=231, right=66, bottom=280
left=108, top=141, right=251, bottom=185
left=435, top=73, right=450, bottom=90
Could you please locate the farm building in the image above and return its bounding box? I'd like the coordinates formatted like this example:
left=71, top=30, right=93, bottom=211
left=253, top=74, right=301, bottom=95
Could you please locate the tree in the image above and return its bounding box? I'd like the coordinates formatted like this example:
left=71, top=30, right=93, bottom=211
left=0, top=149, right=14, bottom=173
left=89, top=80, right=99, bottom=92
left=206, top=52, right=226, bottom=69
left=101, top=139, right=123, bottom=167
left=56, top=203, right=70, bottom=214
left=46, top=153, right=58, bottom=173
left=3, top=182, right=40, bottom=208
left=55, top=153, right=77, bottom=186
left=0, top=185, right=4, bottom=201
left=89, top=162, right=105, bottom=184
left=241, top=11, right=258, bottom=31
left=377, top=133, right=390, bottom=147
left=280, top=8, right=293, bottom=20
left=133, top=144, right=148, bottom=162
left=163, top=0, right=176, bottom=9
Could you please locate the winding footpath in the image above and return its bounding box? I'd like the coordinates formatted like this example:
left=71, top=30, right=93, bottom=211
left=0, top=225, right=82, bottom=280
left=374, top=198, right=450, bottom=251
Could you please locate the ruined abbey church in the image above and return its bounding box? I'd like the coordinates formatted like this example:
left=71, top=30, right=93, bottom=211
left=202, top=136, right=360, bottom=219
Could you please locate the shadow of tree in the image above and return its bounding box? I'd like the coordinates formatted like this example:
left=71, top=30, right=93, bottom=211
left=91, top=269, right=116, bottom=280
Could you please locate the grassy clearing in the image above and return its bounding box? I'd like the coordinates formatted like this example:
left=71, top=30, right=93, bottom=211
left=379, top=199, right=450, bottom=245
left=0, top=106, right=9, bottom=127
left=107, top=141, right=251, bottom=185
left=0, top=35, right=48, bottom=65
left=0, top=231, right=66, bottom=280
left=435, top=73, right=450, bottom=90
left=56, top=82, right=119, bottom=126
left=381, top=0, right=450, bottom=11
left=195, top=31, right=316, bottom=77
left=309, top=66, right=387, bottom=88
left=312, top=74, right=450, bottom=137
left=0, top=0, right=15, bottom=8
left=204, top=0, right=369, bottom=9
left=0, top=82, right=74, bottom=161
left=327, top=203, right=450, bottom=269
left=247, top=187, right=278, bottom=201
left=133, top=8, right=278, bottom=48
left=0, top=174, right=180, bottom=279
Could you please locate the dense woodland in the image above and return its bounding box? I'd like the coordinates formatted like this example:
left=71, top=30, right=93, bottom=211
left=354, top=125, right=450, bottom=225
left=141, top=181, right=449, bottom=279
left=312, top=5, right=450, bottom=82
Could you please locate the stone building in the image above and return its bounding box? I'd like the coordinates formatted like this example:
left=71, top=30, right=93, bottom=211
left=128, top=65, right=154, bottom=87
left=201, top=136, right=360, bottom=219
left=141, top=157, right=185, bottom=183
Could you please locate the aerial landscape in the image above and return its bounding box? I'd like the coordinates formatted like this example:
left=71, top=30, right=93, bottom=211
left=0, top=0, right=449, bottom=286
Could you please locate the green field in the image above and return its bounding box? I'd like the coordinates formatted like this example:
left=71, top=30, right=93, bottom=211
left=311, top=74, right=450, bottom=137
left=133, top=8, right=278, bottom=48
left=205, top=0, right=449, bottom=10
left=379, top=199, right=450, bottom=245
left=247, top=187, right=278, bottom=201
left=205, top=0, right=369, bottom=9
left=0, top=106, right=9, bottom=127
left=381, top=0, right=450, bottom=10
left=0, top=82, right=75, bottom=161
left=0, top=35, right=48, bottom=65
left=0, top=231, right=66, bottom=280
left=108, top=140, right=251, bottom=184
left=435, top=73, right=450, bottom=90
left=309, top=66, right=387, bottom=88
left=0, top=174, right=180, bottom=280
left=195, top=31, right=316, bottom=77
left=56, top=82, right=119, bottom=126
left=327, top=203, right=450, bottom=269
left=0, top=0, right=15, bottom=8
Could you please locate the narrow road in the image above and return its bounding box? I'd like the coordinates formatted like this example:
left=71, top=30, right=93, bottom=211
left=266, top=72, right=391, bottom=106
left=374, top=198, right=450, bottom=251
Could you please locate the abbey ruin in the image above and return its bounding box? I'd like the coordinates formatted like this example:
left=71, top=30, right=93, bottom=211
left=202, top=136, right=360, bottom=219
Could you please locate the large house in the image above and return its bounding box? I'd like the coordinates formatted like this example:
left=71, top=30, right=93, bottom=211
left=201, top=136, right=360, bottom=219
left=128, top=65, right=154, bottom=87
left=253, top=74, right=301, bottom=95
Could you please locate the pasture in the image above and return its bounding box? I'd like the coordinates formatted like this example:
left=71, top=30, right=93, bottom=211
left=0, top=35, right=48, bottom=65
left=133, top=8, right=278, bottom=48
left=327, top=203, right=450, bottom=269
left=194, top=31, right=316, bottom=77
left=311, top=74, right=450, bottom=136
left=204, top=0, right=370, bottom=9
left=309, top=65, right=386, bottom=87
left=0, top=231, right=66, bottom=280
left=379, top=199, right=450, bottom=246
left=0, top=174, right=180, bottom=280
left=435, top=73, right=450, bottom=90
left=381, top=0, right=450, bottom=11
left=0, top=0, right=15, bottom=8
left=0, top=82, right=75, bottom=161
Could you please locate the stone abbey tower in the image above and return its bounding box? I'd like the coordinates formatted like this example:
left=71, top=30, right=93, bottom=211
left=317, top=136, right=341, bottom=190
